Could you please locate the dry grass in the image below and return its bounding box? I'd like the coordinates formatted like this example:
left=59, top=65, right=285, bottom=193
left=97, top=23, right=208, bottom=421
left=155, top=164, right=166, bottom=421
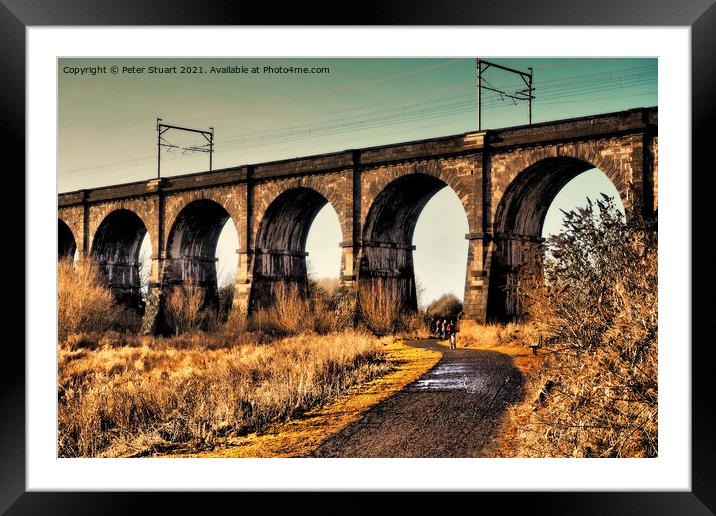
left=357, top=279, right=404, bottom=335
left=394, top=312, right=431, bottom=340
left=249, top=283, right=307, bottom=336
left=58, top=331, right=394, bottom=457
left=357, top=280, right=433, bottom=338
left=248, top=282, right=337, bottom=336
left=456, top=320, right=541, bottom=350
left=163, top=282, right=235, bottom=335
left=164, top=281, right=207, bottom=335
left=165, top=338, right=442, bottom=457
left=57, top=258, right=454, bottom=459
left=58, top=258, right=140, bottom=342
left=314, top=277, right=340, bottom=295
left=58, top=258, right=116, bottom=342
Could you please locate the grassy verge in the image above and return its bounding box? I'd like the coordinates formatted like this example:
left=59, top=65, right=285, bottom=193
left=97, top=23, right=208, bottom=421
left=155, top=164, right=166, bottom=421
left=57, top=256, right=440, bottom=458
left=442, top=319, right=543, bottom=374
left=59, top=332, right=425, bottom=458
left=162, top=338, right=442, bottom=458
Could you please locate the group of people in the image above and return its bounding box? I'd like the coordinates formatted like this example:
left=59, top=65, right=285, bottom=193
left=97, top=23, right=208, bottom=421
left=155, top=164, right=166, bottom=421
left=433, top=318, right=460, bottom=350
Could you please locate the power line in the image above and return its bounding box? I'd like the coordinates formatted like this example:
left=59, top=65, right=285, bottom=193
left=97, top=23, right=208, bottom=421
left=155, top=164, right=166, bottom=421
left=60, top=64, right=656, bottom=182
left=62, top=64, right=654, bottom=171
left=476, top=59, right=534, bottom=129
left=208, top=71, right=655, bottom=151
left=174, top=66, right=657, bottom=151
left=211, top=77, right=654, bottom=153
left=60, top=86, right=656, bottom=191
left=63, top=64, right=655, bottom=170
left=265, top=58, right=470, bottom=106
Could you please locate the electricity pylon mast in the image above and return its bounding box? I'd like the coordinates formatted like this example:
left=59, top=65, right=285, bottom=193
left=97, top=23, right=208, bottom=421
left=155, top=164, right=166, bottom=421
left=476, top=59, right=534, bottom=130
left=156, top=118, right=214, bottom=179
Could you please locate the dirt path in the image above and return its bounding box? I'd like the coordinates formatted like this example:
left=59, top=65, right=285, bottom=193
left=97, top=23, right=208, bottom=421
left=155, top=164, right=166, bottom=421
left=309, top=339, right=524, bottom=457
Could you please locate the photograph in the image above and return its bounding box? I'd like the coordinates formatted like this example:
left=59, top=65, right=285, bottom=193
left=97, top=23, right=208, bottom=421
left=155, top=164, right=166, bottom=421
left=56, top=56, right=659, bottom=460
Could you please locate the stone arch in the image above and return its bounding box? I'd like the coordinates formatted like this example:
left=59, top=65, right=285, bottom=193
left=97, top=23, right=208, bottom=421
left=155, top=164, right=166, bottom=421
left=162, top=187, right=243, bottom=256
left=487, top=154, right=626, bottom=322
left=58, top=205, right=84, bottom=257
left=361, top=159, right=477, bottom=235
left=359, top=171, right=470, bottom=313
left=250, top=186, right=341, bottom=311
left=494, top=143, right=630, bottom=222
left=163, top=199, right=234, bottom=307
left=87, top=198, right=157, bottom=258
left=58, top=219, right=76, bottom=260
left=90, top=209, right=149, bottom=309
left=251, top=174, right=351, bottom=250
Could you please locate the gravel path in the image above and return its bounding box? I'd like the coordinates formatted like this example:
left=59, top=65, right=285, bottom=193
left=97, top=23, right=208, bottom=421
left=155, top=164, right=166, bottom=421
left=309, top=339, right=524, bottom=458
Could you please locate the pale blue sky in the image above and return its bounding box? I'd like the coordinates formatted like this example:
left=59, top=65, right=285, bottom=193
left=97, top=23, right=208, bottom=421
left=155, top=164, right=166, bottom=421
left=60, top=58, right=655, bottom=306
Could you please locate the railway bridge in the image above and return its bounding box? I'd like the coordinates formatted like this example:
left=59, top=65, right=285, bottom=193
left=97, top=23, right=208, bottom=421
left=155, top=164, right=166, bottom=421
left=58, top=107, right=658, bottom=332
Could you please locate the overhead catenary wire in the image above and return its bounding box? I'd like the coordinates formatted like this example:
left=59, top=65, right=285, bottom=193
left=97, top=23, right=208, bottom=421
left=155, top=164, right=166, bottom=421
left=62, top=64, right=655, bottom=172
left=60, top=63, right=656, bottom=186
left=61, top=63, right=476, bottom=170
left=212, top=76, right=655, bottom=152
left=64, top=64, right=655, bottom=170
left=63, top=82, right=655, bottom=180
left=63, top=87, right=657, bottom=187
left=209, top=66, right=654, bottom=148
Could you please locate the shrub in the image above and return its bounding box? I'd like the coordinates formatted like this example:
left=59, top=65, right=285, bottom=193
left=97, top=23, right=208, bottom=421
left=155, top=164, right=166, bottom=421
left=164, top=282, right=208, bottom=335
left=357, top=279, right=403, bottom=335
left=58, top=258, right=136, bottom=342
left=508, top=195, right=658, bottom=457
left=217, top=284, right=235, bottom=320
left=249, top=282, right=309, bottom=336
left=426, top=293, right=463, bottom=320
left=314, top=277, right=340, bottom=296
left=396, top=311, right=430, bottom=339
left=224, top=308, right=249, bottom=336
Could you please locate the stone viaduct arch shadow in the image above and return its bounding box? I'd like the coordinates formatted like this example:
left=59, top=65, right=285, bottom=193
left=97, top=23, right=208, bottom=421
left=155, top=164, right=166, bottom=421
left=163, top=199, right=234, bottom=313
left=487, top=156, right=626, bottom=322
left=58, top=219, right=76, bottom=261
left=90, top=209, right=149, bottom=310
left=359, top=173, right=469, bottom=314
left=249, top=187, right=339, bottom=312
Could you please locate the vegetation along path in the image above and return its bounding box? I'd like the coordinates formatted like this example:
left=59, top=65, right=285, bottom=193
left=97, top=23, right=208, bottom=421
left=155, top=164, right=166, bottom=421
left=309, top=340, right=524, bottom=457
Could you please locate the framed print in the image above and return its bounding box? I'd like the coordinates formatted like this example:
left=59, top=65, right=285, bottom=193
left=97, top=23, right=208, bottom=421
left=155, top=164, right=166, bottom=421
left=6, top=0, right=716, bottom=513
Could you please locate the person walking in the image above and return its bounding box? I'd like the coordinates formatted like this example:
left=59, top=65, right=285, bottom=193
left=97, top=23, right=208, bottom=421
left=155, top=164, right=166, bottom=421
left=440, top=319, right=447, bottom=340
left=449, top=319, right=460, bottom=349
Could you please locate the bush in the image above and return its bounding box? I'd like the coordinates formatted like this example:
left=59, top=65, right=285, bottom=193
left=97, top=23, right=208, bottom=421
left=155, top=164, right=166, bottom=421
left=456, top=321, right=539, bottom=348
left=509, top=195, right=658, bottom=457
left=426, top=293, right=463, bottom=320
left=314, top=277, right=340, bottom=296
left=58, top=258, right=139, bottom=342
left=164, top=282, right=209, bottom=335
left=224, top=308, right=249, bottom=336
left=217, top=284, right=235, bottom=321
left=248, top=281, right=338, bottom=337
left=395, top=311, right=430, bottom=339
left=357, top=280, right=403, bottom=335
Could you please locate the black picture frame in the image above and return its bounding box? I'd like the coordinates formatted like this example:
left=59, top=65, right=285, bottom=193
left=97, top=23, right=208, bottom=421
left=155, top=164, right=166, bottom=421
left=5, top=1, right=715, bottom=513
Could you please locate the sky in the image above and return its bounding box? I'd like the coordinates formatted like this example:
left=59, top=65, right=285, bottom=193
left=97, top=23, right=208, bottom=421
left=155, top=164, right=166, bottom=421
left=59, top=58, right=656, bottom=306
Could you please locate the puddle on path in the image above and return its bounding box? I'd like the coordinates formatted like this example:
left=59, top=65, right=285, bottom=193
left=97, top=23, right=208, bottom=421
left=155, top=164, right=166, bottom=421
left=409, top=359, right=501, bottom=395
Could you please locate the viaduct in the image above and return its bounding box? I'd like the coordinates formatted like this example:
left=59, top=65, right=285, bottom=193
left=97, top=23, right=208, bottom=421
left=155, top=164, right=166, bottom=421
left=58, top=107, right=658, bottom=332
